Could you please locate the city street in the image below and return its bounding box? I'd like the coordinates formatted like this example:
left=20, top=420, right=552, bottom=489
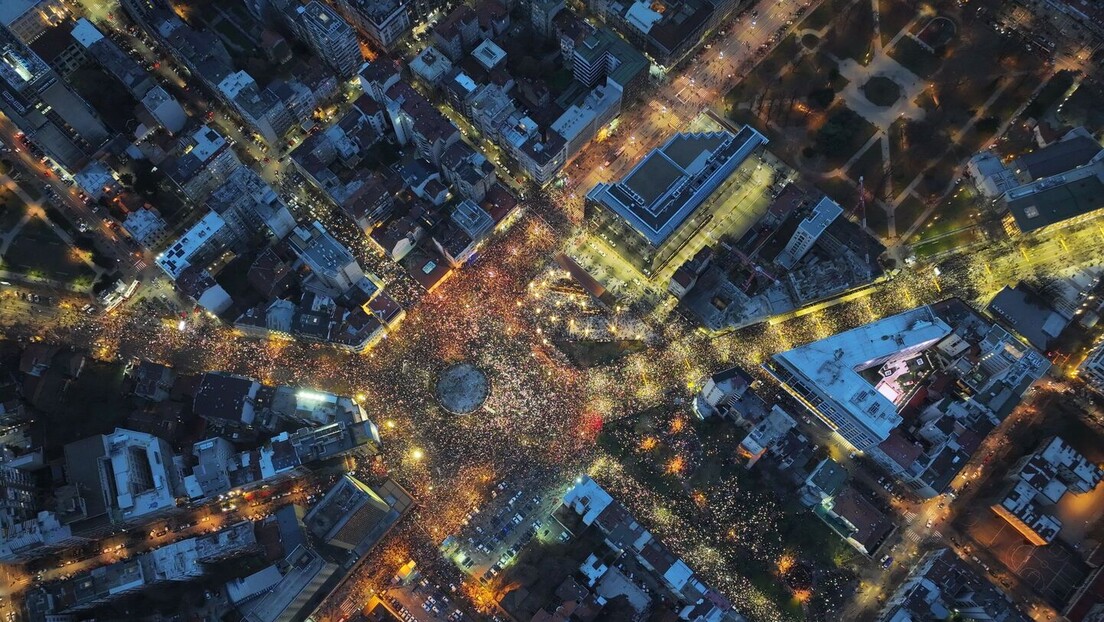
left=0, top=0, right=1102, bottom=621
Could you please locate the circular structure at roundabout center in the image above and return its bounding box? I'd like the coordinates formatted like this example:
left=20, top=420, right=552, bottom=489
left=436, top=363, right=490, bottom=415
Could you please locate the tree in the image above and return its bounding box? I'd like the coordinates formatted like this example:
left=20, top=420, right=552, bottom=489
left=974, top=116, right=999, bottom=135
left=808, top=87, right=836, bottom=109
left=515, top=56, right=541, bottom=79
left=130, top=159, right=160, bottom=197
left=594, top=596, right=636, bottom=622
left=815, top=109, right=865, bottom=160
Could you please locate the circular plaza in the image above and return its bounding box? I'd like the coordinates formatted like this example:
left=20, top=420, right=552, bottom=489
left=435, top=363, right=490, bottom=415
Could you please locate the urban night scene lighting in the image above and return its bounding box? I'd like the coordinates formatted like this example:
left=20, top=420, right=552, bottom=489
left=1, top=0, right=1104, bottom=622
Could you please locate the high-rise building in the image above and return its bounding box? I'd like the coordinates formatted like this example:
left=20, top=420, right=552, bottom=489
left=63, top=428, right=187, bottom=529
left=2, top=0, right=68, bottom=43
left=769, top=306, right=952, bottom=452
left=294, top=1, right=361, bottom=77
left=774, top=196, right=843, bottom=270
left=767, top=301, right=1051, bottom=497
left=304, top=476, right=412, bottom=552
left=878, top=548, right=1029, bottom=622
left=0, top=463, right=37, bottom=523
left=155, top=211, right=229, bottom=279
left=218, top=71, right=293, bottom=144
left=571, top=28, right=647, bottom=101
left=287, top=221, right=369, bottom=296
left=333, top=0, right=411, bottom=51
left=208, top=166, right=297, bottom=248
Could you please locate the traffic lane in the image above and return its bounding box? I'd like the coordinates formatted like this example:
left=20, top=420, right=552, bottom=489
left=27, top=490, right=313, bottom=587
left=564, top=0, right=810, bottom=196
left=0, top=125, right=137, bottom=272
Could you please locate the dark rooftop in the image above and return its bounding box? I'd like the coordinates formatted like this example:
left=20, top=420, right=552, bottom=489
left=1006, top=168, right=1104, bottom=233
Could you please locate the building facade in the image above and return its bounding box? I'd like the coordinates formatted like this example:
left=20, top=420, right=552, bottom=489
left=586, top=126, right=767, bottom=275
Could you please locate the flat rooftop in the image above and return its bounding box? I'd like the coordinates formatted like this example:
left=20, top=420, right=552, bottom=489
left=0, top=0, right=37, bottom=27
left=290, top=221, right=356, bottom=271
left=772, top=306, right=952, bottom=440
left=1006, top=163, right=1104, bottom=233
left=587, top=125, right=766, bottom=245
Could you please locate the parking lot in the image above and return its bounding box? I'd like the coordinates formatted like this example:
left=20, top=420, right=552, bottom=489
left=441, top=479, right=570, bottom=583
left=378, top=572, right=474, bottom=622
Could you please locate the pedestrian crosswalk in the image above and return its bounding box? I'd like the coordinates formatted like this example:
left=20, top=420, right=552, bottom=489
left=903, top=510, right=917, bottom=521
left=133, top=260, right=147, bottom=271
left=903, top=528, right=941, bottom=544
left=339, top=597, right=358, bottom=616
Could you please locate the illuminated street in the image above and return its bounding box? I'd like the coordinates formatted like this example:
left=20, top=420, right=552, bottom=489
left=1, top=0, right=1103, bottom=621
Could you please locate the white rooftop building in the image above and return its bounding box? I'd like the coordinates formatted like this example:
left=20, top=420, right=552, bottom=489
left=97, top=428, right=186, bottom=525
left=73, top=161, right=115, bottom=200
left=769, top=306, right=952, bottom=451
left=992, top=436, right=1104, bottom=545
left=472, top=39, right=506, bottom=71
left=268, top=387, right=367, bottom=427
left=226, top=566, right=282, bottom=605
left=140, top=86, right=186, bottom=134
left=774, top=196, right=843, bottom=270
left=288, top=221, right=370, bottom=297
left=1080, top=340, right=1104, bottom=395
left=738, top=405, right=796, bottom=467
left=410, top=46, right=453, bottom=85
left=156, top=211, right=227, bottom=279
left=207, top=166, right=296, bottom=248
left=551, top=82, right=622, bottom=158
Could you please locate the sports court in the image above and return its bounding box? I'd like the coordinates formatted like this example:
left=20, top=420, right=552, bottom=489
left=963, top=510, right=1088, bottom=606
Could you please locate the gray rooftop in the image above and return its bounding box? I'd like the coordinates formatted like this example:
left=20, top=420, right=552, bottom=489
left=987, top=285, right=1069, bottom=351
left=1017, top=135, right=1102, bottom=180
left=587, top=126, right=766, bottom=245
left=1005, top=163, right=1104, bottom=233
left=0, top=0, right=37, bottom=27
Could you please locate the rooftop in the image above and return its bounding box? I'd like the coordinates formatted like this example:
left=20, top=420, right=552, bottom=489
left=472, top=39, right=506, bottom=71
left=0, top=0, right=38, bottom=26
left=987, top=285, right=1069, bottom=351
left=772, top=306, right=952, bottom=442
left=1005, top=161, right=1104, bottom=233
left=289, top=221, right=357, bottom=273
left=241, top=545, right=337, bottom=622
left=194, top=372, right=260, bottom=425
left=587, top=126, right=766, bottom=245
left=1017, top=134, right=1102, bottom=180
left=303, top=475, right=409, bottom=551
left=156, top=211, right=225, bottom=279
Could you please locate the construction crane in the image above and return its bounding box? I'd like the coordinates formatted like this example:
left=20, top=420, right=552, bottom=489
left=731, top=247, right=779, bottom=292
left=854, top=176, right=872, bottom=268
left=852, top=175, right=867, bottom=229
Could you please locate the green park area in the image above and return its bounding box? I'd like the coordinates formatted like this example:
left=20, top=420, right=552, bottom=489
left=2, top=217, right=96, bottom=286
left=727, top=0, right=1051, bottom=242
left=0, top=186, right=27, bottom=233
left=596, top=408, right=857, bottom=621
